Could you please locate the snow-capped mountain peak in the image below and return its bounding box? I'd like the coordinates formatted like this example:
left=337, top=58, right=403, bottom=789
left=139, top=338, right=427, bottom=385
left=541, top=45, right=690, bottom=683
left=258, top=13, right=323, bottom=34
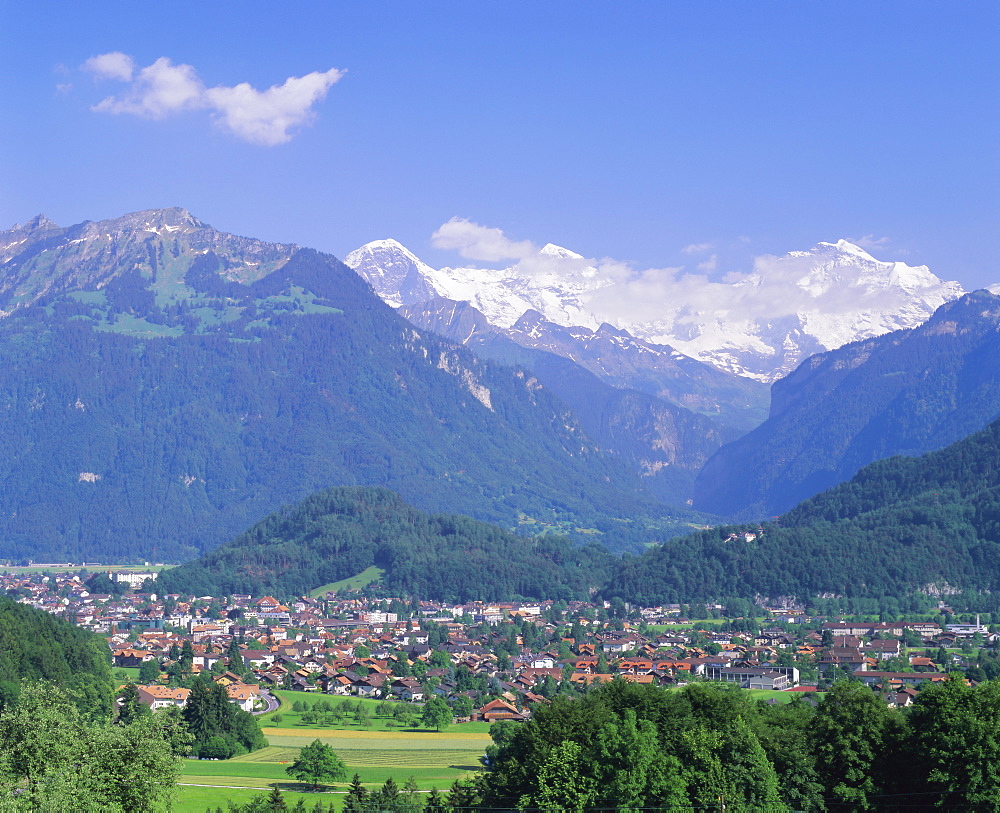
left=344, top=239, right=438, bottom=308
left=345, top=236, right=965, bottom=381
left=539, top=243, right=584, bottom=260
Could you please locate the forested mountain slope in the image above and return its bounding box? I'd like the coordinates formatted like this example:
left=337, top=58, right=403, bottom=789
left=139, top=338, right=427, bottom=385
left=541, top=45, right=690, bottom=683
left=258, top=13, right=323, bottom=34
left=155, top=486, right=616, bottom=601
left=604, top=416, right=1000, bottom=605
left=695, top=290, right=1000, bottom=519
left=400, top=296, right=739, bottom=505
left=0, top=210, right=693, bottom=562
left=0, top=594, right=113, bottom=716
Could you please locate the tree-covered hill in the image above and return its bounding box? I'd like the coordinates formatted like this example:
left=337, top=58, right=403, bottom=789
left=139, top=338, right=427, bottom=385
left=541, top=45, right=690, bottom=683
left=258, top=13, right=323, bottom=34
left=0, top=210, right=697, bottom=562
left=0, top=594, right=113, bottom=716
left=604, top=416, right=1000, bottom=605
left=695, top=290, right=1000, bottom=519
left=129, top=412, right=1000, bottom=606
left=155, top=486, right=616, bottom=602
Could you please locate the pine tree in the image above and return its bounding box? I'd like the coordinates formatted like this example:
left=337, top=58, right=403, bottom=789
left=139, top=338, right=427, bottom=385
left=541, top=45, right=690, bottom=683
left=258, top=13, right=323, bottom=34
left=342, top=773, right=368, bottom=813
left=377, top=776, right=400, bottom=809
left=423, top=787, right=446, bottom=813
left=228, top=638, right=245, bottom=672
left=116, top=683, right=150, bottom=725
left=401, top=776, right=420, bottom=812
left=445, top=780, right=479, bottom=812
left=267, top=784, right=287, bottom=811
left=180, top=639, right=195, bottom=672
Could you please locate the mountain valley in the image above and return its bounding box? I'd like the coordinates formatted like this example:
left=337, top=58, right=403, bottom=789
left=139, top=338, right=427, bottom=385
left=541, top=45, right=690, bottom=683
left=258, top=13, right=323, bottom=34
left=0, top=210, right=696, bottom=562
left=695, top=290, right=1000, bottom=518
left=2, top=206, right=998, bottom=590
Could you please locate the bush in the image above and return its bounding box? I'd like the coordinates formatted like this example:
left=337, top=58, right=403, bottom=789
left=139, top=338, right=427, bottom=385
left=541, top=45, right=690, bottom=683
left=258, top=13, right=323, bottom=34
left=200, top=735, right=233, bottom=760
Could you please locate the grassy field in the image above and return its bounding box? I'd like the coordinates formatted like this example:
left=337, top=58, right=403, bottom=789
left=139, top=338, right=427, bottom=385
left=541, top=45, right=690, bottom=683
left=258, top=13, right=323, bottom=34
left=309, top=566, right=384, bottom=597
left=260, top=690, right=492, bottom=734
left=659, top=686, right=825, bottom=704
left=175, top=782, right=321, bottom=812
left=0, top=563, right=175, bottom=575
left=175, top=726, right=490, bottom=811
left=744, top=688, right=825, bottom=703
left=646, top=619, right=727, bottom=631
left=113, top=666, right=141, bottom=683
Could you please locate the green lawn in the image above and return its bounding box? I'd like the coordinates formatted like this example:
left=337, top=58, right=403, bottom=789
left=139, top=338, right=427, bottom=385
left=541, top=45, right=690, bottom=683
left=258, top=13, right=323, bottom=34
left=309, top=566, right=384, bottom=597
left=745, top=689, right=825, bottom=703
left=113, top=666, right=141, bottom=683
left=95, top=313, right=186, bottom=337
left=175, top=726, right=489, bottom=811
left=1, top=563, right=175, bottom=575
left=646, top=619, right=727, bottom=631
left=262, top=690, right=492, bottom=734
left=175, top=782, right=322, bottom=812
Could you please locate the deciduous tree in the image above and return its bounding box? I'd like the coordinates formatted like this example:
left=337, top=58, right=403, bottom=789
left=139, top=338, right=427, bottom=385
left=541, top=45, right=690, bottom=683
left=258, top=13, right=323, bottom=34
left=285, top=738, right=347, bottom=790
left=421, top=696, right=452, bottom=731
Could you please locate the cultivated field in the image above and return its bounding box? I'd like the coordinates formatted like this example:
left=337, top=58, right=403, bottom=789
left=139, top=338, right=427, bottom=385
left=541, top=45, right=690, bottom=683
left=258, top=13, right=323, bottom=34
left=175, top=709, right=490, bottom=811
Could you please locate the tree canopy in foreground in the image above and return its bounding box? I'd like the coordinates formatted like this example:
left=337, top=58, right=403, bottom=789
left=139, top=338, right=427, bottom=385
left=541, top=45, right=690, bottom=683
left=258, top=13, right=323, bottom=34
left=481, top=677, right=1000, bottom=812
left=0, top=682, right=180, bottom=811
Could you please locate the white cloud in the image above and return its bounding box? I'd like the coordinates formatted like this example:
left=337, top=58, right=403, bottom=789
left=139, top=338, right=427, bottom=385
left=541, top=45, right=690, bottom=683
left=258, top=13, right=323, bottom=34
left=82, top=52, right=344, bottom=145
left=697, top=254, right=718, bottom=273
left=431, top=218, right=537, bottom=262
left=851, top=234, right=891, bottom=252
left=204, top=69, right=345, bottom=146
left=92, top=57, right=203, bottom=119
left=430, top=220, right=940, bottom=343
left=681, top=242, right=713, bottom=255
left=83, top=51, right=135, bottom=82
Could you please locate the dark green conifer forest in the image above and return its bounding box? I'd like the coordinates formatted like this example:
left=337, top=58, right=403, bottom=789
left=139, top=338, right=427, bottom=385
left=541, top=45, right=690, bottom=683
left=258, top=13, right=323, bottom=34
left=0, top=594, right=113, bottom=718
left=0, top=243, right=692, bottom=563
left=157, top=486, right=616, bottom=601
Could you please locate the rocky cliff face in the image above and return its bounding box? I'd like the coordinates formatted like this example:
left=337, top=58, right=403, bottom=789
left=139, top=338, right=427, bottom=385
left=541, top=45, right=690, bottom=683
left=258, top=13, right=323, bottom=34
left=399, top=296, right=737, bottom=506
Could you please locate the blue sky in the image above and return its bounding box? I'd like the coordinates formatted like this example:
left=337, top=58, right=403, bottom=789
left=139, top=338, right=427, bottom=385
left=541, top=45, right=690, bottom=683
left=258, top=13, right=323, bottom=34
left=3, top=2, right=998, bottom=287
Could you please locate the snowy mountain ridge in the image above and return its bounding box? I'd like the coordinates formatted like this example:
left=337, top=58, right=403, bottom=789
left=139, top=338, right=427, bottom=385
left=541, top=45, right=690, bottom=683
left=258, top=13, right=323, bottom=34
left=345, top=237, right=964, bottom=381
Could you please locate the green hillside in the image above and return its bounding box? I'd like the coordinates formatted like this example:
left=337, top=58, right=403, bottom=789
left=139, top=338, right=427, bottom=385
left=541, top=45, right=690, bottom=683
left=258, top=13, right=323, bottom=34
left=0, top=211, right=696, bottom=563
left=0, top=594, right=113, bottom=717
left=695, top=291, right=1000, bottom=519
left=156, top=486, right=616, bottom=601
left=604, top=415, right=1000, bottom=605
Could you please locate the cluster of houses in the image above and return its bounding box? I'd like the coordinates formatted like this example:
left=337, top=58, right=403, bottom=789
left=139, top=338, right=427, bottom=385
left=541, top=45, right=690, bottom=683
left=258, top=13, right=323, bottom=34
left=1, top=567, right=992, bottom=716
left=130, top=675, right=263, bottom=713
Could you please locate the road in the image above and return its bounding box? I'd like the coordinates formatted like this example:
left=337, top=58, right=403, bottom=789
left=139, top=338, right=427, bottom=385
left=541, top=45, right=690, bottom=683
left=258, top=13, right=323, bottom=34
left=254, top=688, right=280, bottom=715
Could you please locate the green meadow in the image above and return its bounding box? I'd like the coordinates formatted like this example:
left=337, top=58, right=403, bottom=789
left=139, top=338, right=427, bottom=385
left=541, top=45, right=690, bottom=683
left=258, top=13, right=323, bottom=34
left=175, top=727, right=490, bottom=812
left=308, top=566, right=384, bottom=597
left=259, top=690, right=492, bottom=734
left=1, top=563, right=175, bottom=575
left=645, top=619, right=727, bottom=631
